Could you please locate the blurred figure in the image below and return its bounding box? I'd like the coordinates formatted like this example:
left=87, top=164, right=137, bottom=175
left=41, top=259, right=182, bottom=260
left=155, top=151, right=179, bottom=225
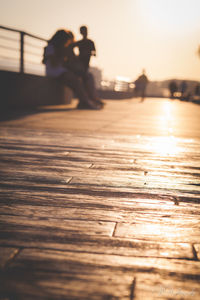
left=180, top=80, right=188, bottom=99
left=74, top=25, right=96, bottom=72
left=43, top=29, right=102, bottom=110
left=191, top=83, right=200, bottom=102
left=71, top=25, right=104, bottom=108
left=194, top=83, right=200, bottom=96
left=168, top=80, right=178, bottom=99
left=134, top=69, right=149, bottom=99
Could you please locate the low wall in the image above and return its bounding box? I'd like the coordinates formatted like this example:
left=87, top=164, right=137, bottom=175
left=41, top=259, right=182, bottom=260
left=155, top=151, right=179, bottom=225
left=0, top=70, right=73, bottom=109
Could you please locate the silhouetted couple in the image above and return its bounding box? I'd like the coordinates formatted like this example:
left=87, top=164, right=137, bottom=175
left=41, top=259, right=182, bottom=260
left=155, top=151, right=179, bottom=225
left=43, top=26, right=104, bottom=110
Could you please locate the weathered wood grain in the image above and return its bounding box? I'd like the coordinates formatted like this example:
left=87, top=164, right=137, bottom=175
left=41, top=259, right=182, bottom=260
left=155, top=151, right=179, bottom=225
left=0, top=217, right=194, bottom=259
left=1, top=202, right=200, bottom=223
left=1, top=248, right=200, bottom=299
left=0, top=98, right=200, bottom=299
left=114, top=221, right=200, bottom=243
left=0, top=214, right=115, bottom=238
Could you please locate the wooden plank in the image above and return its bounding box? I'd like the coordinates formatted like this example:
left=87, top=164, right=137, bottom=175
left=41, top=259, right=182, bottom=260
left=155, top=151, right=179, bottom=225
left=0, top=185, right=199, bottom=212
left=68, top=178, right=200, bottom=199
left=0, top=214, right=115, bottom=237
left=1, top=159, right=199, bottom=195
left=1, top=202, right=200, bottom=225
left=1, top=182, right=200, bottom=206
left=1, top=268, right=133, bottom=300
left=114, top=221, right=200, bottom=243
left=18, top=249, right=198, bottom=283
left=132, top=272, right=200, bottom=299
left=0, top=227, right=194, bottom=260
left=1, top=248, right=200, bottom=299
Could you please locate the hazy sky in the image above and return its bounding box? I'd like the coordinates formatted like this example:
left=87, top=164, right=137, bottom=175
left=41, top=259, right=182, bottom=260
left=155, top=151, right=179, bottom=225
left=0, top=0, right=200, bottom=81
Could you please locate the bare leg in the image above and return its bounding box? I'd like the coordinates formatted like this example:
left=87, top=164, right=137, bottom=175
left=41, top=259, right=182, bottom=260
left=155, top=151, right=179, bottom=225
left=82, top=72, right=104, bottom=107
left=59, top=71, right=100, bottom=109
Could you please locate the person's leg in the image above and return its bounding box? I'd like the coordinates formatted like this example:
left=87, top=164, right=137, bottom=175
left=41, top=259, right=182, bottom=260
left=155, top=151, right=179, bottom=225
left=141, top=87, right=146, bottom=98
left=82, top=72, right=104, bottom=107
left=59, top=71, right=100, bottom=109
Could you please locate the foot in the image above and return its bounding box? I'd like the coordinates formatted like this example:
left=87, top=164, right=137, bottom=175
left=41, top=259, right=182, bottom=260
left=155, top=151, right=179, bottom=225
left=93, top=98, right=105, bottom=108
left=77, top=100, right=102, bottom=110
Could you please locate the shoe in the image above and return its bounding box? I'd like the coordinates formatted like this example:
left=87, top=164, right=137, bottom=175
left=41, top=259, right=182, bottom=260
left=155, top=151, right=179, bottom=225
left=91, top=98, right=104, bottom=109
left=77, top=100, right=102, bottom=110
left=87, top=99, right=102, bottom=110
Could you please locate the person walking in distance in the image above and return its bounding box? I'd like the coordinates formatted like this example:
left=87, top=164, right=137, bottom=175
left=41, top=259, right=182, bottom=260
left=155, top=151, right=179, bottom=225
left=134, top=69, right=149, bottom=100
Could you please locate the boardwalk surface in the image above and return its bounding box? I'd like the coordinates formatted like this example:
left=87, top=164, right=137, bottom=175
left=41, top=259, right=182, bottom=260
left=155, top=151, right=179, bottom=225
left=0, top=98, right=200, bottom=299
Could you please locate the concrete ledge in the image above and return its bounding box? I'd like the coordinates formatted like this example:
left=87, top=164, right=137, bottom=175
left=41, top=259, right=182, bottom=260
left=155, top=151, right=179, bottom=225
left=0, top=70, right=73, bottom=109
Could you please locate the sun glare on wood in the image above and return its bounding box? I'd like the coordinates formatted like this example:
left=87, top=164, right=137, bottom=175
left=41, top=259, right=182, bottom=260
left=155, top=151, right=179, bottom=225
left=146, top=102, right=181, bottom=156
left=149, top=136, right=179, bottom=156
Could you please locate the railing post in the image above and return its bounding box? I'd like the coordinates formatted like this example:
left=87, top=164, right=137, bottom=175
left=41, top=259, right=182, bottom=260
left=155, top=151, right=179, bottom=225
left=20, top=32, right=24, bottom=73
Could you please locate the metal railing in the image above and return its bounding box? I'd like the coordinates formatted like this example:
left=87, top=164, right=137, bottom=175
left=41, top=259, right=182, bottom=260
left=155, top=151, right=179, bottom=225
left=0, top=25, right=47, bottom=74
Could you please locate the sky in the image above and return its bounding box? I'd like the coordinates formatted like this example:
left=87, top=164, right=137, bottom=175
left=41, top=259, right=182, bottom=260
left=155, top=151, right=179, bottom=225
left=0, top=0, right=200, bottom=81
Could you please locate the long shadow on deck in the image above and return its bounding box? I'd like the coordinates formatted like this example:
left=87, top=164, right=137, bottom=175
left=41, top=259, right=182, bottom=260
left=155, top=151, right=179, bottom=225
left=0, top=106, right=75, bottom=122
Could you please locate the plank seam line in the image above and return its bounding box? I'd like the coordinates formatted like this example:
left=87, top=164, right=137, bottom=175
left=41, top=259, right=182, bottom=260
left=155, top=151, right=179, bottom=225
left=0, top=213, right=117, bottom=223
left=130, top=277, right=136, bottom=300
left=65, top=177, right=73, bottom=184
left=112, top=222, right=118, bottom=237
left=191, top=244, right=199, bottom=261
left=3, top=248, right=21, bottom=270
left=0, top=245, right=196, bottom=261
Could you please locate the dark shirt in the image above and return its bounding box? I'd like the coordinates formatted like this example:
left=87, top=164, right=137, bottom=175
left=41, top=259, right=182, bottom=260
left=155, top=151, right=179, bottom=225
left=75, top=38, right=96, bottom=69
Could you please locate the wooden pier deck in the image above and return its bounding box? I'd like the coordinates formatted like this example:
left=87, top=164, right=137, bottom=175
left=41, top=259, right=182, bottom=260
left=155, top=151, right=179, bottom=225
left=0, top=98, right=200, bottom=299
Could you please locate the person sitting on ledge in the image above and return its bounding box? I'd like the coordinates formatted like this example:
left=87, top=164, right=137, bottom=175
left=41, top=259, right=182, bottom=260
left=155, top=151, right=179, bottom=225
left=42, top=29, right=102, bottom=110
